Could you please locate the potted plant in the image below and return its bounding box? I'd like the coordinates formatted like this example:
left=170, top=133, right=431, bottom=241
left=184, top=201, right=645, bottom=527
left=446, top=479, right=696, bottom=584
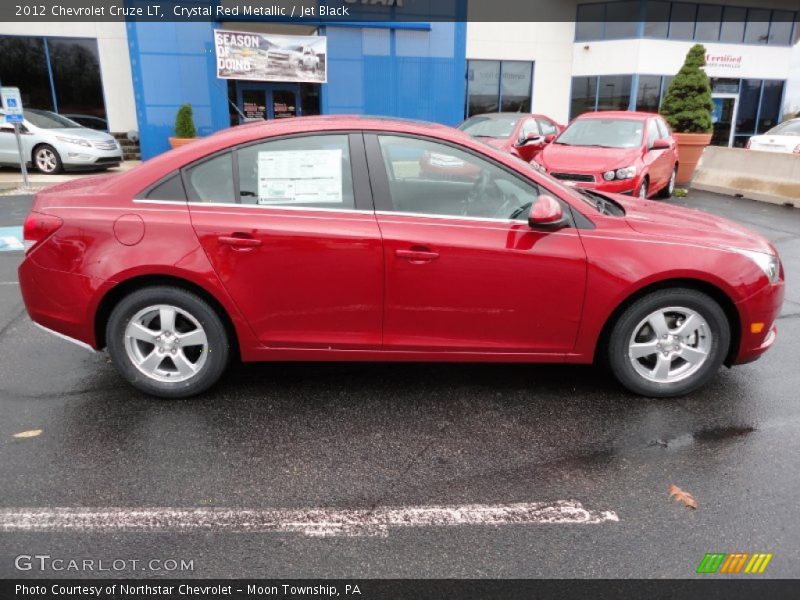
left=660, top=44, right=714, bottom=185
left=169, top=103, right=198, bottom=149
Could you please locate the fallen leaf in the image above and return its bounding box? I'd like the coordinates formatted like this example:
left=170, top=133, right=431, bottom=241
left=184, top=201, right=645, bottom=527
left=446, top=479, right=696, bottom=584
left=668, top=484, right=698, bottom=509
left=13, top=429, right=43, bottom=439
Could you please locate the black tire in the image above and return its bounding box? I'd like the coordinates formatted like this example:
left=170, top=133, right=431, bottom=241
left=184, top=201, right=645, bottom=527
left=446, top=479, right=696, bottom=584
left=607, top=288, right=730, bottom=398
left=33, top=144, right=63, bottom=174
left=106, top=286, right=230, bottom=398
left=655, top=165, right=677, bottom=199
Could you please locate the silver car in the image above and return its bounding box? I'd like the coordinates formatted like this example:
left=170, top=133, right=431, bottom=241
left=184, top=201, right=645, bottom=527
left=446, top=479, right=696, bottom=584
left=0, top=109, right=123, bottom=174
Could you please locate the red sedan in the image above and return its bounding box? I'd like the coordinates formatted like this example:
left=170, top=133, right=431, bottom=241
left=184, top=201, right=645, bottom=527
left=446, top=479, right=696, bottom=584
left=19, top=116, right=783, bottom=399
left=458, top=112, right=562, bottom=162
left=534, top=111, right=679, bottom=199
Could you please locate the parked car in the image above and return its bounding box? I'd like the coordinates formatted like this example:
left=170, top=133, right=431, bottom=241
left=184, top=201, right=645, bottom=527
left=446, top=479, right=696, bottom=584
left=61, top=114, right=109, bottom=131
left=458, top=112, right=562, bottom=162
left=746, top=118, right=800, bottom=154
left=268, top=45, right=320, bottom=72
left=18, top=116, right=783, bottom=400
left=533, top=111, right=679, bottom=199
left=0, top=109, right=122, bottom=174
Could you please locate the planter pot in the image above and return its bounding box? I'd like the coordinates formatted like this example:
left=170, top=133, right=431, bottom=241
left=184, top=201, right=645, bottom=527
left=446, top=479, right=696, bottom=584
left=168, top=136, right=198, bottom=149
left=673, top=132, right=712, bottom=185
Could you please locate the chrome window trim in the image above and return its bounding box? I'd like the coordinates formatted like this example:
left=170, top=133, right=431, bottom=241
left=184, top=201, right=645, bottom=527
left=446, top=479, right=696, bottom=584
left=375, top=210, right=524, bottom=225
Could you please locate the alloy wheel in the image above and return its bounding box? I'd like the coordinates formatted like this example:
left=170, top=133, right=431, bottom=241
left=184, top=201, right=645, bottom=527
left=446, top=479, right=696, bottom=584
left=627, top=306, right=712, bottom=384
left=124, top=304, right=208, bottom=383
left=35, top=148, right=58, bottom=173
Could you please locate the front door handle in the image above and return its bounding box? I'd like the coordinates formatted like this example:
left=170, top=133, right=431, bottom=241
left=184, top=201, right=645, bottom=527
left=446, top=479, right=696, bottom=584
left=396, top=247, right=439, bottom=263
left=218, top=234, right=262, bottom=249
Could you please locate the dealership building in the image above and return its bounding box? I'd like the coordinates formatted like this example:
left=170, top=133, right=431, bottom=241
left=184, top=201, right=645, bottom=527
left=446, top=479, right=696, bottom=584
left=1, top=0, right=798, bottom=160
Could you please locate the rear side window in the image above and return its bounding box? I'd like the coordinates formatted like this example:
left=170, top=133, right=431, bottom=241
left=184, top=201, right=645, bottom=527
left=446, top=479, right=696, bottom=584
left=236, top=134, right=354, bottom=209
left=142, top=173, right=187, bottom=202
left=184, top=153, right=236, bottom=203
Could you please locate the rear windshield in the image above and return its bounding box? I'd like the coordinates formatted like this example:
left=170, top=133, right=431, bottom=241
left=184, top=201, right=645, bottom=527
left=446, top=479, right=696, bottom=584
left=766, top=120, right=800, bottom=136
left=459, top=116, right=520, bottom=139
left=556, top=118, right=644, bottom=149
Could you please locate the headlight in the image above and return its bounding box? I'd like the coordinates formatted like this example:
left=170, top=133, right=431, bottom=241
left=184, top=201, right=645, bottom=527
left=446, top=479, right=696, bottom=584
left=615, top=165, right=636, bottom=180
left=55, top=135, right=91, bottom=147
left=736, top=249, right=781, bottom=284
left=602, top=170, right=616, bottom=181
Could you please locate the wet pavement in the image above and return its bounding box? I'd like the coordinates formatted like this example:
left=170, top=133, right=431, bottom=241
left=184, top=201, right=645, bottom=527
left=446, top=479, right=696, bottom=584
left=0, top=190, right=798, bottom=578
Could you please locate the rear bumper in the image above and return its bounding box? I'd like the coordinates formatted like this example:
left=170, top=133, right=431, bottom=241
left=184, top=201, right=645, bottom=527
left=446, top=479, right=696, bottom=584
left=18, top=257, right=104, bottom=349
left=732, top=280, right=785, bottom=364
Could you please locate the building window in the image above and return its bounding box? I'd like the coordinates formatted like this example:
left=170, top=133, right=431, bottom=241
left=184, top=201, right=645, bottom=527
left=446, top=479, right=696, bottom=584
left=597, top=75, right=633, bottom=111
left=644, top=1, right=670, bottom=38
left=758, top=81, right=785, bottom=133
left=736, top=79, right=761, bottom=134
left=636, top=75, right=663, bottom=112
left=580, top=2, right=797, bottom=46
left=668, top=3, right=696, bottom=40
left=694, top=5, right=722, bottom=42
left=0, top=36, right=54, bottom=111
left=744, top=9, right=772, bottom=44
left=466, top=60, right=532, bottom=118
left=605, top=1, right=640, bottom=39
left=570, top=76, right=599, bottom=119
left=576, top=4, right=606, bottom=42
left=0, top=35, right=107, bottom=126
left=47, top=38, right=106, bottom=123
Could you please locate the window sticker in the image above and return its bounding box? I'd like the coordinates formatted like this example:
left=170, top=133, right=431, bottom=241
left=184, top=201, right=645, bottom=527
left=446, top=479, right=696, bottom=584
left=257, top=149, right=343, bottom=204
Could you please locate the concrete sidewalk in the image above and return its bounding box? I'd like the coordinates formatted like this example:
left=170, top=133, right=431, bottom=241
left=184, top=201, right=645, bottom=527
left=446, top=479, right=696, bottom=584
left=0, top=161, right=141, bottom=194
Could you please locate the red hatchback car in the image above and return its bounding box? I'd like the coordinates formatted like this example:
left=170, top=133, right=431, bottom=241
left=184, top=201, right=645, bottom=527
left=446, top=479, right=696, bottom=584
left=19, top=116, right=783, bottom=399
left=458, top=112, right=563, bottom=162
left=534, top=111, right=679, bottom=199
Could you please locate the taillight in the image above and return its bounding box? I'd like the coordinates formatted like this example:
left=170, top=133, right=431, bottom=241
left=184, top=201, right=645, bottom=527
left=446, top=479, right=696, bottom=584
left=23, top=211, right=63, bottom=254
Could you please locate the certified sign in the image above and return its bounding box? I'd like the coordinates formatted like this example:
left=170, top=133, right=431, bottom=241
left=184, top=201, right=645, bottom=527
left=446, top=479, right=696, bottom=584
left=0, top=87, right=24, bottom=123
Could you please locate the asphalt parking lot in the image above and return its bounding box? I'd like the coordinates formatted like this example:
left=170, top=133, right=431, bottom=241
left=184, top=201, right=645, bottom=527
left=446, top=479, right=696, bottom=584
left=0, top=190, right=798, bottom=578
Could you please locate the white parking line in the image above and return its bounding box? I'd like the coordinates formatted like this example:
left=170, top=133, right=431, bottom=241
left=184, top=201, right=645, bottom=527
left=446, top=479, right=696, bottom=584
left=0, top=501, right=618, bottom=537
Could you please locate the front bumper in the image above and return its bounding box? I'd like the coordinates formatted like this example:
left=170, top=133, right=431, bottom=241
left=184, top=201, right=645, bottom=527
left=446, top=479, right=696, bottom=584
left=732, top=280, right=785, bottom=364
left=549, top=174, right=637, bottom=195
left=53, top=140, right=123, bottom=170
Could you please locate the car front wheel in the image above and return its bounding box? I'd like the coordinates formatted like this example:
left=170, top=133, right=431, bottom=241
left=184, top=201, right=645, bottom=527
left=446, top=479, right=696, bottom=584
left=106, top=286, right=230, bottom=398
left=34, top=145, right=63, bottom=174
left=607, top=288, right=730, bottom=397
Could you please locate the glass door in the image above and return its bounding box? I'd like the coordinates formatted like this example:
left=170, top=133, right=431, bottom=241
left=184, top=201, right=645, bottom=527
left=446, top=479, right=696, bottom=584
left=711, top=94, right=738, bottom=147
left=236, top=83, right=300, bottom=123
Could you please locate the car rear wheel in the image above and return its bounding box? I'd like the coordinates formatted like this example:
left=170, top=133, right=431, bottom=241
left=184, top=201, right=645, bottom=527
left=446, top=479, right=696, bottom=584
left=34, top=145, right=63, bottom=174
left=106, top=286, right=229, bottom=398
left=607, top=288, right=730, bottom=397
left=655, top=166, right=677, bottom=199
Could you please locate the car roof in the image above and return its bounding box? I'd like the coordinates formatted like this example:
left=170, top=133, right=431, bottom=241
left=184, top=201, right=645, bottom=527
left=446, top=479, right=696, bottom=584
left=576, top=111, right=659, bottom=121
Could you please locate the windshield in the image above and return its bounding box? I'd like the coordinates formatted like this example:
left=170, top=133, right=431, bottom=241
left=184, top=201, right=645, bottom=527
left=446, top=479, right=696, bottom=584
left=459, top=116, right=520, bottom=139
left=556, top=118, right=644, bottom=148
left=24, top=109, right=82, bottom=129
left=766, top=120, right=800, bottom=136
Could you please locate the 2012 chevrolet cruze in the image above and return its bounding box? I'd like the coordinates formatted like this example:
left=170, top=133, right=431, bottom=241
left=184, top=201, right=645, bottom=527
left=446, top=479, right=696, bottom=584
left=19, top=116, right=784, bottom=399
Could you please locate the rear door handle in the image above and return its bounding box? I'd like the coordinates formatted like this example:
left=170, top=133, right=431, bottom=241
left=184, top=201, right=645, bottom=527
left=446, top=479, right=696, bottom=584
left=218, top=235, right=262, bottom=249
left=396, top=247, right=439, bottom=263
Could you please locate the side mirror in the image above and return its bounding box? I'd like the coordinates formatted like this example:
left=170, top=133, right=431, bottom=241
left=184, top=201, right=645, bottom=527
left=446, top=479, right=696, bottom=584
left=518, top=131, right=543, bottom=146
left=650, top=138, right=670, bottom=151
left=544, top=134, right=556, bottom=143
left=528, top=195, right=567, bottom=230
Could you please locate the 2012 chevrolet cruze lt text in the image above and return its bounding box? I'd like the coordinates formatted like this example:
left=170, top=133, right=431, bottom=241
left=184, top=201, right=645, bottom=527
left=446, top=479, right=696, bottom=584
left=18, top=116, right=785, bottom=399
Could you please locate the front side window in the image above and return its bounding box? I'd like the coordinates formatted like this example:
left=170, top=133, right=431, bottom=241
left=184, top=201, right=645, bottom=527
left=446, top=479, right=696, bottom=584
left=237, top=135, right=354, bottom=209
left=767, top=120, right=800, bottom=136
left=537, top=119, right=558, bottom=136
left=520, top=118, right=540, bottom=140
left=557, top=119, right=645, bottom=149
left=377, top=135, right=544, bottom=221
left=647, top=120, right=659, bottom=148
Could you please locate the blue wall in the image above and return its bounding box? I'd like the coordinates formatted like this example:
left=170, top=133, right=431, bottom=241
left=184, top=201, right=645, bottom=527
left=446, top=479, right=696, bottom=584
left=127, top=22, right=467, bottom=159
left=126, top=21, right=230, bottom=159
left=321, top=22, right=467, bottom=126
